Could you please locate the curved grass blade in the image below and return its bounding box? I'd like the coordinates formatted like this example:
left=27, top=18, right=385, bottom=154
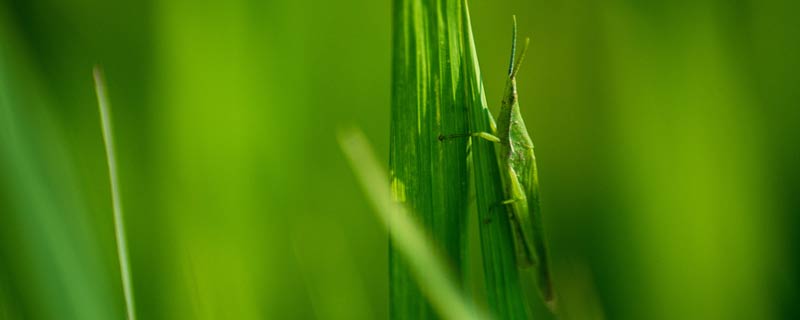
left=339, top=129, right=488, bottom=320
left=93, top=66, right=137, bottom=320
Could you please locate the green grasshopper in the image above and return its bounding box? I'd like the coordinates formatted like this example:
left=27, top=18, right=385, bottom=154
left=440, top=16, right=553, bottom=305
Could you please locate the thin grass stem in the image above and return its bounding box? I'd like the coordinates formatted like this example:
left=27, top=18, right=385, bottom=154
left=93, top=66, right=137, bottom=320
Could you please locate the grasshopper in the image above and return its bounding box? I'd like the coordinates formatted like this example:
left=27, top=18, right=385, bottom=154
left=440, top=16, right=553, bottom=305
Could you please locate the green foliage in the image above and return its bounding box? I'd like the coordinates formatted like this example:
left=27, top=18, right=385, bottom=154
left=1, top=0, right=799, bottom=319
left=0, top=14, right=119, bottom=320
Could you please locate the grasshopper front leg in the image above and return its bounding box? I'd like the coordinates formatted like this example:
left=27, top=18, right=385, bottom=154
left=438, top=132, right=501, bottom=143
left=487, top=197, right=524, bottom=212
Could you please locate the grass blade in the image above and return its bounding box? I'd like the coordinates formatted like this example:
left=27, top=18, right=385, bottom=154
left=390, top=0, right=472, bottom=317
left=93, top=66, right=137, bottom=320
left=459, top=3, right=550, bottom=319
left=339, top=129, right=487, bottom=320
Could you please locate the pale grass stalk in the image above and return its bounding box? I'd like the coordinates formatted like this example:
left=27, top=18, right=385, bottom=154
left=94, top=66, right=137, bottom=320
left=339, top=129, right=488, bottom=320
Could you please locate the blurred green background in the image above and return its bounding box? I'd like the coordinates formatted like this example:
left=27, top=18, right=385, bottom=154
left=1, top=0, right=798, bottom=319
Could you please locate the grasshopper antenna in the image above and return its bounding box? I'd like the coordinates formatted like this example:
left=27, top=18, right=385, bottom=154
left=507, top=15, right=518, bottom=76
left=511, top=37, right=530, bottom=79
